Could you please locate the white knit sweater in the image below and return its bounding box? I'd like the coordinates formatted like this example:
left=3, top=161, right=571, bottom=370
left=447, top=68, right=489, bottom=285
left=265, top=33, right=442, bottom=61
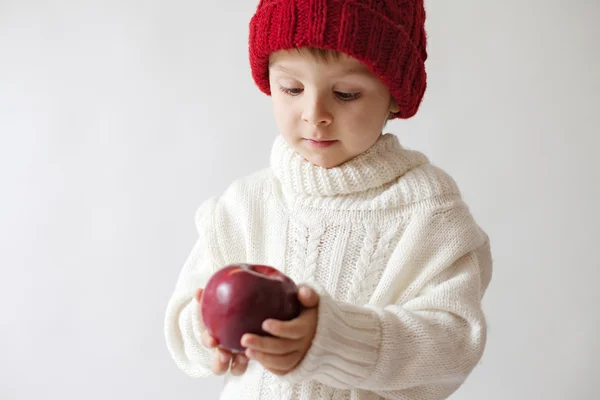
left=164, top=133, right=493, bottom=400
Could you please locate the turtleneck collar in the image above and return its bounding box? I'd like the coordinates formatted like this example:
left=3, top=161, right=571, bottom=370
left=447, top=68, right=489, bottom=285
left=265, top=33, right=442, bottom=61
left=270, top=133, right=429, bottom=198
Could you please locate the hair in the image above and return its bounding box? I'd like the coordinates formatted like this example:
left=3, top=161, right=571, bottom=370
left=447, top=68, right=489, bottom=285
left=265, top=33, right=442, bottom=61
left=297, top=46, right=343, bottom=62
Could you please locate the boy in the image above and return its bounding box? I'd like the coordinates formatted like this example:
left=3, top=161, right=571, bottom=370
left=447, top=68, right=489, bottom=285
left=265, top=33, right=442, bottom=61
left=164, top=0, right=493, bottom=399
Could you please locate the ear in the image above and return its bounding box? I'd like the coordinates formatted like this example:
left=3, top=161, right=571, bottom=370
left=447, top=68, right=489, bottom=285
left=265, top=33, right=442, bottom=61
left=389, top=98, right=400, bottom=114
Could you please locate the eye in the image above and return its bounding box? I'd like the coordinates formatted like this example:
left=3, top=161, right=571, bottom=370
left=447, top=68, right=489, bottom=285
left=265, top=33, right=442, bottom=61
left=335, top=91, right=361, bottom=101
left=279, top=86, right=303, bottom=96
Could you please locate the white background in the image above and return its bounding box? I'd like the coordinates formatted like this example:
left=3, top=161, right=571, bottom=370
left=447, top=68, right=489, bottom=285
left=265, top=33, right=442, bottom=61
left=1, top=0, right=599, bottom=399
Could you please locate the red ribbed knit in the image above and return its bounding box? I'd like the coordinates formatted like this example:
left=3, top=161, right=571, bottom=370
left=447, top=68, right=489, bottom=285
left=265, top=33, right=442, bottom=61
left=249, top=0, right=427, bottom=119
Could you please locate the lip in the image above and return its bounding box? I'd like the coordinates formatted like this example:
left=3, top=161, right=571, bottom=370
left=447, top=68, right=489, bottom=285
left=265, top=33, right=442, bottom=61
left=303, top=138, right=338, bottom=148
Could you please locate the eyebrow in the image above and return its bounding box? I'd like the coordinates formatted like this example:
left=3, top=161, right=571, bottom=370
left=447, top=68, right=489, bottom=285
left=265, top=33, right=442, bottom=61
left=270, top=64, right=294, bottom=74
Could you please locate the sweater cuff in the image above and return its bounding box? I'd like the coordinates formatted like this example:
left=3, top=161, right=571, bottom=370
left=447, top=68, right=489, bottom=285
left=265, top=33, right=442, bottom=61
left=282, top=294, right=382, bottom=387
left=190, top=298, right=205, bottom=346
left=185, top=297, right=216, bottom=363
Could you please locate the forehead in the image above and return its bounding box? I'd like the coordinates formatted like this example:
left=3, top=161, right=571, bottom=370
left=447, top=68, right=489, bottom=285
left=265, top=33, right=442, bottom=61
left=269, top=49, right=373, bottom=78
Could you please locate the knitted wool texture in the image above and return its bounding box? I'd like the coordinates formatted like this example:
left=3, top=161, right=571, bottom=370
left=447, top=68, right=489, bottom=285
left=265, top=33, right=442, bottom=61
left=249, top=0, right=428, bottom=119
left=164, top=134, right=493, bottom=400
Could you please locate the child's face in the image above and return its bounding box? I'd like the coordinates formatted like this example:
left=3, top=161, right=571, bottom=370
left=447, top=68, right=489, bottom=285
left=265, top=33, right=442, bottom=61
left=268, top=49, right=399, bottom=169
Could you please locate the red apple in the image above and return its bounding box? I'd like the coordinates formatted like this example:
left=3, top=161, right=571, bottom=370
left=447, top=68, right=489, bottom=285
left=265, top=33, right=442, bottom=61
left=200, top=264, right=302, bottom=353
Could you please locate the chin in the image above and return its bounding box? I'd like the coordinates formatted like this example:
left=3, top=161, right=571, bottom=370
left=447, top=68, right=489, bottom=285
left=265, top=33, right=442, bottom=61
left=291, top=141, right=348, bottom=169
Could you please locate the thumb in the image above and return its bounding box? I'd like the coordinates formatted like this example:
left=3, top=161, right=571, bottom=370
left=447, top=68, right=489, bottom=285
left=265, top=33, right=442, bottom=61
left=195, top=288, right=204, bottom=303
left=298, top=286, right=319, bottom=308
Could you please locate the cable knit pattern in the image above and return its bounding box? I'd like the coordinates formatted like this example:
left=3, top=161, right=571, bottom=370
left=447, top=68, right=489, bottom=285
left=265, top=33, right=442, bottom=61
left=359, top=227, right=399, bottom=305
left=301, top=223, right=327, bottom=284
left=347, top=222, right=378, bottom=303
left=164, top=133, right=493, bottom=400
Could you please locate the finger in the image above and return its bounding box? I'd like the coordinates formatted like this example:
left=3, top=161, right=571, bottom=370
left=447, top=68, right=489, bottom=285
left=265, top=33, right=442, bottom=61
left=201, top=330, right=218, bottom=348
left=246, top=349, right=300, bottom=371
left=195, top=288, right=204, bottom=303
left=297, top=286, right=319, bottom=308
left=241, top=333, right=300, bottom=355
left=212, top=348, right=232, bottom=375
left=230, top=354, right=249, bottom=376
left=262, top=312, right=312, bottom=340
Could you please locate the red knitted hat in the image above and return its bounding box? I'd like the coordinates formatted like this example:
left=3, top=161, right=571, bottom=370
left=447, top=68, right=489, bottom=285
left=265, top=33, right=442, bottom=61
left=249, top=0, right=427, bottom=119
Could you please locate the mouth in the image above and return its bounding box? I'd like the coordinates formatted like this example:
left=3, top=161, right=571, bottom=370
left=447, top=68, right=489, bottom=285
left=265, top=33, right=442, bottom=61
left=303, top=138, right=338, bottom=148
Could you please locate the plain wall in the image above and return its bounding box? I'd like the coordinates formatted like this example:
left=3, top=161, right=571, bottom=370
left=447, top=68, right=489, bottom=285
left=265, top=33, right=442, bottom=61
left=1, top=0, right=598, bottom=399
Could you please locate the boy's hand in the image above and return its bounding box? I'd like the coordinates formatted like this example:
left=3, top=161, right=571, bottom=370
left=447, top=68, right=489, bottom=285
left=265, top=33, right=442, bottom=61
left=196, top=288, right=249, bottom=376
left=240, top=286, right=319, bottom=376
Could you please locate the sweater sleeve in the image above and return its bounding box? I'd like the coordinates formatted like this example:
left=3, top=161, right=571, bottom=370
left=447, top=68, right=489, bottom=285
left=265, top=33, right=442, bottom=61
left=282, top=237, right=492, bottom=399
left=164, top=197, right=221, bottom=378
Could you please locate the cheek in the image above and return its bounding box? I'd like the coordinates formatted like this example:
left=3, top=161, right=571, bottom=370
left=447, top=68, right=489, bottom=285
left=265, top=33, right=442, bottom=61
left=273, top=98, right=299, bottom=125
left=360, top=98, right=389, bottom=125
left=344, top=102, right=384, bottom=128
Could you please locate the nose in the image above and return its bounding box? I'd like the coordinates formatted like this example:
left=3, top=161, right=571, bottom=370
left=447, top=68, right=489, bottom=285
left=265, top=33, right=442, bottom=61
left=302, top=94, right=333, bottom=126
